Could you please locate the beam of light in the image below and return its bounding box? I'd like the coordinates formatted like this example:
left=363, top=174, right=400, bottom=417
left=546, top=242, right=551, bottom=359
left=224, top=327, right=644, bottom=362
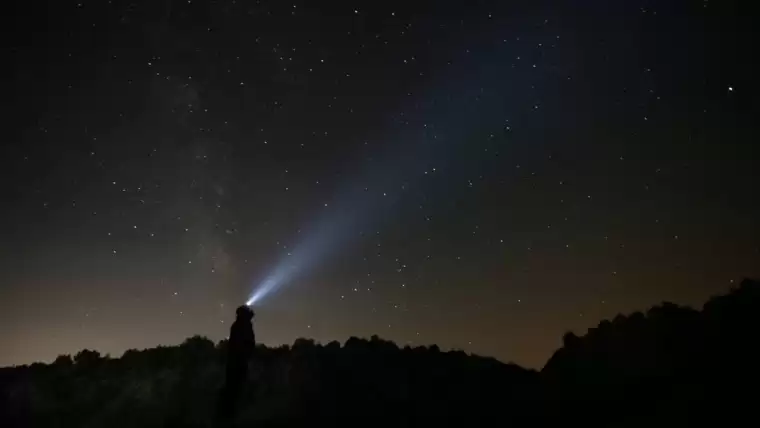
left=246, top=37, right=529, bottom=307
left=247, top=180, right=370, bottom=306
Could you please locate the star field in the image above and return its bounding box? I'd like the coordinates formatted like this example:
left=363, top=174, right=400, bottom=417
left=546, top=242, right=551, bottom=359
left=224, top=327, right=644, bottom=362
left=2, top=0, right=757, bottom=368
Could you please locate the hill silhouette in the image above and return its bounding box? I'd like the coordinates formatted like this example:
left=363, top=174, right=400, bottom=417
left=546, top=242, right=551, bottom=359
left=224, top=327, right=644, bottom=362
left=1, top=278, right=758, bottom=427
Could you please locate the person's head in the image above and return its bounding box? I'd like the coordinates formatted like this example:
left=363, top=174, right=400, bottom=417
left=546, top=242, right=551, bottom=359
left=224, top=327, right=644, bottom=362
left=236, top=305, right=255, bottom=321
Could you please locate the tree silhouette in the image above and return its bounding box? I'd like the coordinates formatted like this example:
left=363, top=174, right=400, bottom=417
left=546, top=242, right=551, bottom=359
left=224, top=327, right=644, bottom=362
left=2, top=278, right=758, bottom=428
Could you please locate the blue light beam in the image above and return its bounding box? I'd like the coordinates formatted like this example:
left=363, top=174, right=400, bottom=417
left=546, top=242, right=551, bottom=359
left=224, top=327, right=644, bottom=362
left=246, top=36, right=529, bottom=306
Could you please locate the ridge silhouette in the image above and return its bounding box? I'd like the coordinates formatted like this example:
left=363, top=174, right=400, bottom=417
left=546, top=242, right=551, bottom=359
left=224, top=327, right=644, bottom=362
left=1, top=278, right=758, bottom=427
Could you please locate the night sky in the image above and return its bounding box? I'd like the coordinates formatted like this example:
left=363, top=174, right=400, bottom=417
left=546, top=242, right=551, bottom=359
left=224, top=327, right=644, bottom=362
left=3, top=0, right=757, bottom=368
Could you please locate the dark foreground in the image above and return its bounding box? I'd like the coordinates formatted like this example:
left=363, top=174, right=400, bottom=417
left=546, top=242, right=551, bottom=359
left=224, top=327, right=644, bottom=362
left=2, top=279, right=758, bottom=427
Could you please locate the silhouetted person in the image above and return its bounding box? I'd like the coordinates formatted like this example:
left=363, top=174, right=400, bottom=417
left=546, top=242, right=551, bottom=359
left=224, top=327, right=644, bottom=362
left=217, top=305, right=256, bottom=420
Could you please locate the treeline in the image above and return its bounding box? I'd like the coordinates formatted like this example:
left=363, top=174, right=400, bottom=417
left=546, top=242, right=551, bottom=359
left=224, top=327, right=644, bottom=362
left=1, top=279, right=758, bottom=427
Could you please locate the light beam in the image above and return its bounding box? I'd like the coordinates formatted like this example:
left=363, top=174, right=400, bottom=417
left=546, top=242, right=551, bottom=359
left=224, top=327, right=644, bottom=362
left=246, top=39, right=525, bottom=306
